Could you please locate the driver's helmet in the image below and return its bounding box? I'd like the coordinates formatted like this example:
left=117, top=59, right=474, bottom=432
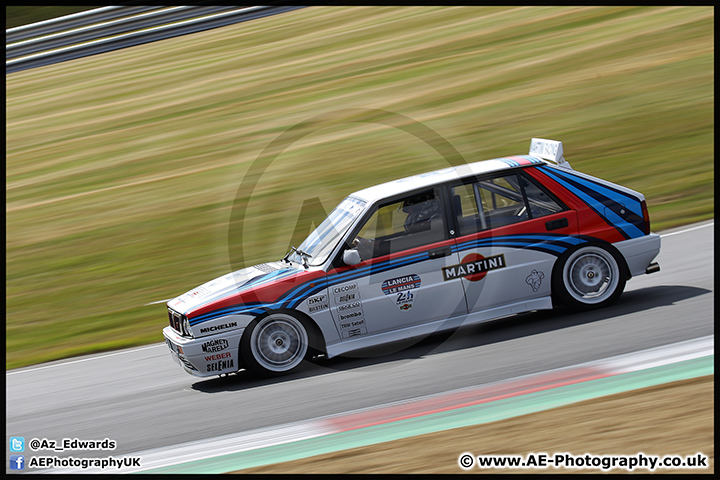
left=402, top=193, right=440, bottom=233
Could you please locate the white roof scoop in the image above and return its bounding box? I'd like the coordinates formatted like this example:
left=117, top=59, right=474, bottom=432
left=529, top=138, right=572, bottom=170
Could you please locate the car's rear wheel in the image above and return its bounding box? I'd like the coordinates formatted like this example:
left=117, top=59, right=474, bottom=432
left=553, top=244, right=626, bottom=310
left=241, top=312, right=309, bottom=376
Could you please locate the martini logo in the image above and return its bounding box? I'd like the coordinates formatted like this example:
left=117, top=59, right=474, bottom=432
left=442, top=253, right=506, bottom=282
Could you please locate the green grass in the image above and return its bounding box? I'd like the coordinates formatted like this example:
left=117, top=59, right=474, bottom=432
left=6, top=6, right=714, bottom=369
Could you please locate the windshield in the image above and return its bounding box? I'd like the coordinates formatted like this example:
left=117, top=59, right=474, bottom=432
left=290, top=196, right=367, bottom=266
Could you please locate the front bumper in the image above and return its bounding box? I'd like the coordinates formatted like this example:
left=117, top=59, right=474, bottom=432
left=163, top=326, right=244, bottom=377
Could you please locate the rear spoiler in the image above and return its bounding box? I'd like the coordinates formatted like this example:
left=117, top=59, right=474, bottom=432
left=529, top=138, right=572, bottom=170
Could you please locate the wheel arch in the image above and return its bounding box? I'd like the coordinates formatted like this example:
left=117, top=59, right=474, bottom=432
left=551, top=239, right=629, bottom=309
left=553, top=239, right=630, bottom=283
left=243, top=307, right=328, bottom=357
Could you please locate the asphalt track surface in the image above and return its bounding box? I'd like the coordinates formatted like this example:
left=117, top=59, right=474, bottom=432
left=5, top=221, right=714, bottom=472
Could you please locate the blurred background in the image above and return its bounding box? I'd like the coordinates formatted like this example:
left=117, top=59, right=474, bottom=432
left=6, top=6, right=713, bottom=369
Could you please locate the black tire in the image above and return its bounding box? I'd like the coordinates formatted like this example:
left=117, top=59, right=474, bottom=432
left=240, top=311, right=311, bottom=376
left=552, top=243, right=627, bottom=310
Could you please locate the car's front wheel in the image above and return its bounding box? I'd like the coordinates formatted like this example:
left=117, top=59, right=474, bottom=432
left=241, top=312, right=310, bottom=376
left=552, top=244, right=627, bottom=310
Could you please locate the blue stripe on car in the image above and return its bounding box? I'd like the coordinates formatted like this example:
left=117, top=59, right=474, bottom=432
left=189, top=233, right=590, bottom=325
left=539, top=166, right=644, bottom=240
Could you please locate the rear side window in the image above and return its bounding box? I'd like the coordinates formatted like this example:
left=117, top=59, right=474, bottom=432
left=450, top=171, right=565, bottom=236
left=520, top=171, right=565, bottom=218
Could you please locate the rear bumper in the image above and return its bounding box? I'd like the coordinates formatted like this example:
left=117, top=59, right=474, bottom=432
left=614, top=233, right=661, bottom=278
left=163, top=326, right=244, bottom=377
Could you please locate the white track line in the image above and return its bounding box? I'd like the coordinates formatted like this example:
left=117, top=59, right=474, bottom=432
left=6, top=344, right=165, bottom=376
left=45, top=335, right=714, bottom=474
left=659, top=221, right=713, bottom=237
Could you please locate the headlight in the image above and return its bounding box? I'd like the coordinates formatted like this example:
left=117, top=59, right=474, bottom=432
left=183, top=316, right=193, bottom=337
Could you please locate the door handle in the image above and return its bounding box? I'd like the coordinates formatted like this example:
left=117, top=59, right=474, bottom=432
left=545, top=217, right=569, bottom=231
left=428, top=246, right=452, bottom=259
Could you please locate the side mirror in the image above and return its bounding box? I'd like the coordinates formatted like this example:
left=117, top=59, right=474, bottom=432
left=343, top=249, right=361, bottom=266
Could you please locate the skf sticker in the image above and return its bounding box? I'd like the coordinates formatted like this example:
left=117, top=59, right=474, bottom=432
left=442, top=253, right=506, bottom=282
left=525, top=269, right=545, bottom=292
left=382, top=274, right=421, bottom=311
left=307, top=294, right=329, bottom=313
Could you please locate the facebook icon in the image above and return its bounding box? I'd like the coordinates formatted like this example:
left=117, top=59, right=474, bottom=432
left=10, top=455, right=25, bottom=470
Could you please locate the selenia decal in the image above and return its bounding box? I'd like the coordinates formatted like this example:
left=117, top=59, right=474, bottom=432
left=442, top=253, right=506, bottom=282
left=381, top=274, right=421, bottom=311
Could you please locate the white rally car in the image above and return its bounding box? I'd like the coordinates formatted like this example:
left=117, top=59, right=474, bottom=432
left=163, top=139, right=660, bottom=377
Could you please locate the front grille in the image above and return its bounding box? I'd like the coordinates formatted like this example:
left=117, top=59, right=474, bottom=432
left=168, top=309, right=185, bottom=335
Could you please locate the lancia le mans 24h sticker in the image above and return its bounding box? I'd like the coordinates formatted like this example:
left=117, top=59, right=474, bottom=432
left=381, top=274, right=422, bottom=311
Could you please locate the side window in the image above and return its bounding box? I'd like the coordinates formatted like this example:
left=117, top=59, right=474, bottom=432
left=454, top=173, right=528, bottom=234
left=452, top=171, right=568, bottom=236
left=478, top=174, right=528, bottom=229
left=519, top=171, right=565, bottom=218
left=352, top=189, right=445, bottom=261
left=451, top=183, right=482, bottom=236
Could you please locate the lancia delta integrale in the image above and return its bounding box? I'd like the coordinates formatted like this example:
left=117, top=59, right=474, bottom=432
left=163, top=138, right=660, bottom=377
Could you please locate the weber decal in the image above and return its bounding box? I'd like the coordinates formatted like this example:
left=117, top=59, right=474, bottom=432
left=442, top=253, right=506, bottom=282
left=382, top=274, right=421, bottom=311
left=204, top=351, right=232, bottom=362
left=201, top=339, right=229, bottom=353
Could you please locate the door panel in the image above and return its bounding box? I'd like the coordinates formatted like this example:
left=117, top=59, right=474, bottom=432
left=328, top=188, right=467, bottom=340
left=453, top=212, right=579, bottom=312
left=328, top=240, right=466, bottom=339
left=447, top=170, right=578, bottom=313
